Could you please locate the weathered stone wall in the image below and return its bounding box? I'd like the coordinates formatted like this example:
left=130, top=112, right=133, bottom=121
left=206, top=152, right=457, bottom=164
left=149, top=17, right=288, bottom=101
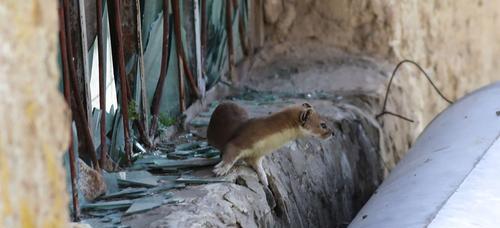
left=264, top=0, right=500, bottom=133
left=0, top=0, right=70, bottom=227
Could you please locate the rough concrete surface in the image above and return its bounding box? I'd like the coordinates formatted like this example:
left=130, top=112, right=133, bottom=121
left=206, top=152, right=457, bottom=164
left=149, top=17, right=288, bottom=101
left=0, top=0, right=71, bottom=227
left=263, top=0, right=500, bottom=132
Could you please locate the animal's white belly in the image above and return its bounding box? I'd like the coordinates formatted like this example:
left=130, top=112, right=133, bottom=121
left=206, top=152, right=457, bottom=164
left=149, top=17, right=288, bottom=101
left=240, top=129, right=299, bottom=158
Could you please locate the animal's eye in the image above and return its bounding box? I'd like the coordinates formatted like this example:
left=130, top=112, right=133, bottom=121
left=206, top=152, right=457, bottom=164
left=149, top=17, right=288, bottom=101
left=320, top=123, right=327, bottom=129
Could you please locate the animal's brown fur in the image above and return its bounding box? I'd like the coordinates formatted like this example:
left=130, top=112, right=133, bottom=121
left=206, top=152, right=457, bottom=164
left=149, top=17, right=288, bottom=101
left=207, top=102, right=248, bottom=150
left=207, top=102, right=333, bottom=186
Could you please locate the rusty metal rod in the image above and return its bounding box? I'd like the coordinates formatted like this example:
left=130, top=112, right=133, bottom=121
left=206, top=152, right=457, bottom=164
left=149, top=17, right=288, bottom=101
left=111, top=0, right=132, bottom=165
left=78, top=0, right=92, bottom=123
left=178, top=52, right=186, bottom=112
left=201, top=0, right=207, bottom=72
left=119, top=52, right=150, bottom=147
left=134, top=120, right=151, bottom=148
left=135, top=0, right=150, bottom=142
left=149, top=0, right=171, bottom=137
left=225, top=0, right=235, bottom=81
left=134, top=118, right=151, bottom=148
left=62, top=0, right=101, bottom=172
left=107, top=0, right=144, bottom=154
left=58, top=5, right=80, bottom=221
left=97, top=0, right=108, bottom=168
left=172, top=0, right=201, bottom=98
left=104, top=0, right=152, bottom=158
left=232, top=0, right=249, bottom=56
left=124, top=70, right=132, bottom=100
left=123, top=69, right=150, bottom=147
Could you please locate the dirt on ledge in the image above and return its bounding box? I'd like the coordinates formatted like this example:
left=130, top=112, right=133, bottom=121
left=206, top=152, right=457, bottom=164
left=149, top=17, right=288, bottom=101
left=262, top=0, right=500, bottom=132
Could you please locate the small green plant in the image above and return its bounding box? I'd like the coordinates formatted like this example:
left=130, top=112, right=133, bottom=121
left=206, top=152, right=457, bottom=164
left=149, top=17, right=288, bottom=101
left=159, top=113, right=177, bottom=127
left=128, top=99, right=139, bottom=121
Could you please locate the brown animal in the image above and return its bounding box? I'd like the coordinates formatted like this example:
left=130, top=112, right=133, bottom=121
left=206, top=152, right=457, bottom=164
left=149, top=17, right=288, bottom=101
left=207, top=102, right=333, bottom=186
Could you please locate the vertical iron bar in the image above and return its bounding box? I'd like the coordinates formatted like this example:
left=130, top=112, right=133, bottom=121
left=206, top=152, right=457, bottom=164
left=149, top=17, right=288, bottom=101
left=194, top=0, right=205, bottom=96
left=134, top=120, right=151, bottom=148
left=58, top=5, right=80, bottom=221
left=178, top=51, right=186, bottom=112
left=135, top=0, right=150, bottom=142
left=63, top=0, right=101, bottom=172
left=97, top=0, right=108, bottom=168
left=201, top=0, right=207, bottom=75
left=107, top=0, right=147, bottom=152
left=225, top=0, right=235, bottom=81
left=172, top=0, right=201, bottom=98
left=112, top=0, right=132, bottom=165
left=120, top=59, right=150, bottom=148
left=78, top=0, right=92, bottom=123
left=149, top=0, right=170, bottom=137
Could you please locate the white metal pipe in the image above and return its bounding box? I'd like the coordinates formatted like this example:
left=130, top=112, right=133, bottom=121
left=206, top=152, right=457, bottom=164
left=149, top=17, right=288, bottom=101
left=350, top=82, right=500, bottom=228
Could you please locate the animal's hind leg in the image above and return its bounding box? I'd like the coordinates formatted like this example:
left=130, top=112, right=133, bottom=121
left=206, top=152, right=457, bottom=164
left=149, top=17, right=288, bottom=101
left=213, top=144, right=239, bottom=176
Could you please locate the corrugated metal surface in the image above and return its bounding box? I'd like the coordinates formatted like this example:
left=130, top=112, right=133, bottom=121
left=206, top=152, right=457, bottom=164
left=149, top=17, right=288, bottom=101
left=62, top=0, right=251, bottom=200
left=142, top=0, right=247, bottom=116
left=350, top=82, right=500, bottom=228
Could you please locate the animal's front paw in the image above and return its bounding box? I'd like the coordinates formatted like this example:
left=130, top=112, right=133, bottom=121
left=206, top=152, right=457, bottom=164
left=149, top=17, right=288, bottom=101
left=213, top=161, right=233, bottom=176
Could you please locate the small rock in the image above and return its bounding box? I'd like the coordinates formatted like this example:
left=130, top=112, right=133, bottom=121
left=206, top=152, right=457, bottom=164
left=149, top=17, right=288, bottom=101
left=78, top=158, right=107, bottom=201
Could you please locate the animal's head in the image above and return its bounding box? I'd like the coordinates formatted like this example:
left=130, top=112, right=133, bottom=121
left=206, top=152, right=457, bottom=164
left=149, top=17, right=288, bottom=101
left=298, top=103, right=334, bottom=140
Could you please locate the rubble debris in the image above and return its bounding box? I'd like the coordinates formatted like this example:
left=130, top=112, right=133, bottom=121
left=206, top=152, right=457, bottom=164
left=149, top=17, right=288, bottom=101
left=116, top=170, right=159, bottom=187
left=175, top=176, right=229, bottom=184
left=81, top=200, right=132, bottom=211
left=80, top=133, right=218, bottom=227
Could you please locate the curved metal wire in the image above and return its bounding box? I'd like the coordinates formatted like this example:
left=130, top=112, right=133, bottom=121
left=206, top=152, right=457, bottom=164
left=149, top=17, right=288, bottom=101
left=376, top=60, right=453, bottom=123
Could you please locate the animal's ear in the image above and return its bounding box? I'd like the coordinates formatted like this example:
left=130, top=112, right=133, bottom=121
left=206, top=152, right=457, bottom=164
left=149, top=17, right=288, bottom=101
left=299, top=109, right=312, bottom=125
left=302, top=103, right=312, bottom=109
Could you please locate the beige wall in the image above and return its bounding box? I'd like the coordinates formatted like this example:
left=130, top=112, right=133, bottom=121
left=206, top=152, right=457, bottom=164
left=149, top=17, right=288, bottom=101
left=264, top=0, right=500, bottom=126
left=0, top=0, right=70, bottom=227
